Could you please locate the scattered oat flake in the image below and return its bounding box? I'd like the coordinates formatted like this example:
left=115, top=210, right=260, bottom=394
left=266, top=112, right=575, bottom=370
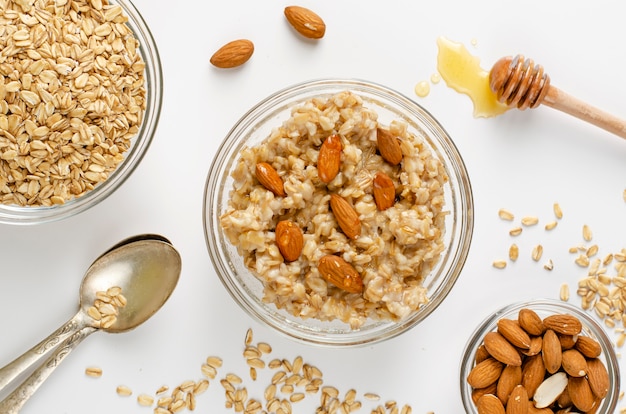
left=532, top=245, right=543, bottom=261
left=137, top=394, right=154, bottom=407
left=521, top=216, right=539, bottom=226
left=498, top=208, right=514, bottom=220
left=560, top=283, right=570, bottom=301
left=85, top=367, right=102, bottom=378
left=543, top=259, right=553, bottom=271
left=509, top=227, right=523, bottom=236
left=116, top=385, right=132, bottom=396
left=553, top=203, right=563, bottom=219
left=583, top=224, right=593, bottom=241
left=545, top=221, right=557, bottom=230
left=575, top=254, right=590, bottom=267
left=493, top=260, right=507, bottom=269
left=365, top=392, right=381, bottom=401
left=509, top=244, right=519, bottom=261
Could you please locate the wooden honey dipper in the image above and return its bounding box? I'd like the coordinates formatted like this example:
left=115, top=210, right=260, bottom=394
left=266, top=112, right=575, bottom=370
left=489, top=55, right=626, bottom=139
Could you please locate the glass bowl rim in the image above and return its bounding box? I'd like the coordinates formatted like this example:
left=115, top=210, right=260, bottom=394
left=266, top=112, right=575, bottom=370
left=203, top=77, right=474, bottom=347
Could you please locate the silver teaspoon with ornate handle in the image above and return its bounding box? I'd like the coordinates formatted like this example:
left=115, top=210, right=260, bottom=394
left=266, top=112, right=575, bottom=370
left=0, top=234, right=181, bottom=413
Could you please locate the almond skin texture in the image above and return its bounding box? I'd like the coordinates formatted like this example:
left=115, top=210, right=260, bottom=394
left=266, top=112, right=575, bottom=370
left=527, top=406, right=555, bottom=414
left=472, top=383, right=497, bottom=406
left=505, top=385, right=529, bottom=414
left=255, top=162, right=286, bottom=196
left=484, top=331, right=522, bottom=366
left=542, top=329, right=562, bottom=374
left=521, top=354, right=545, bottom=398
left=543, top=314, right=582, bottom=336
left=497, top=318, right=531, bottom=349
left=557, top=333, right=577, bottom=350
left=372, top=171, right=395, bottom=211
left=574, top=336, right=602, bottom=358
left=496, top=365, right=522, bottom=405
left=329, top=194, right=361, bottom=239
left=476, top=394, right=505, bottom=414
left=567, top=377, right=596, bottom=412
left=518, top=308, right=544, bottom=336
left=467, top=358, right=504, bottom=389
left=210, top=39, right=254, bottom=68
left=318, top=255, right=363, bottom=294
left=376, top=128, right=403, bottom=165
left=586, top=358, right=609, bottom=399
left=475, top=344, right=491, bottom=364
left=318, top=134, right=341, bottom=183
left=561, top=349, right=588, bottom=377
left=275, top=220, right=303, bottom=262
left=284, top=6, right=326, bottom=39
left=521, top=336, right=542, bottom=357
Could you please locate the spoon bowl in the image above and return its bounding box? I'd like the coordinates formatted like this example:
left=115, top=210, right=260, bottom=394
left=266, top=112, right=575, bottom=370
left=0, top=234, right=181, bottom=413
left=79, top=235, right=181, bottom=333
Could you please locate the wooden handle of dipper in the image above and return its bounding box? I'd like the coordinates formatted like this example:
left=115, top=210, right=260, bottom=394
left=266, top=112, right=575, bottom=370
left=489, top=55, right=626, bottom=140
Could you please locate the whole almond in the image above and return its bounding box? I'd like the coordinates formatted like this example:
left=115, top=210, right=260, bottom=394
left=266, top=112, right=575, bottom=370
left=284, top=6, right=326, bottom=39
left=505, top=385, right=529, bottom=414
left=318, top=255, right=363, bottom=294
left=329, top=194, right=361, bottom=239
left=574, top=336, right=602, bottom=358
left=543, top=314, right=582, bottom=336
left=518, top=308, right=544, bottom=336
left=477, top=394, right=505, bottom=414
left=521, top=354, right=545, bottom=398
left=372, top=171, right=395, bottom=211
left=497, top=319, right=531, bottom=349
left=210, top=39, right=254, bottom=68
left=376, top=128, right=403, bottom=165
left=275, top=220, right=303, bottom=262
left=542, top=329, right=562, bottom=374
left=586, top=358, right=609, bottom=399
left=567, top=377, right=595, bottom=412
left=561, top=349, right=587, bottom=377
left=483, top=331, right=522, bottom=366
left=496, top=365, right=522, bottom=405
left=467, top=357, right=504, bottom=389
left=318, top=134, right=342, bottom=183
left=255, top=162, right=286, bottom=196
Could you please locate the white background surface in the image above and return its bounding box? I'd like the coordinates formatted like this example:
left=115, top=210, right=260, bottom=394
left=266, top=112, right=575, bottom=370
left=1, top=0, right=625, bottom=413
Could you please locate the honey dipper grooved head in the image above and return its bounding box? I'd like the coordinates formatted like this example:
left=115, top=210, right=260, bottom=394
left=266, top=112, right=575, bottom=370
left=489, top=55, right=551, bottom=110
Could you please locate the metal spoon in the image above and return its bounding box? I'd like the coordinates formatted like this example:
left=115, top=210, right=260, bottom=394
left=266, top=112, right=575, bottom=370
left=0, top=234, right=182, bottom=413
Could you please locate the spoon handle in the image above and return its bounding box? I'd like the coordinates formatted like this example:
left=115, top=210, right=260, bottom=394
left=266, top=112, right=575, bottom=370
left=0, top=326, right=96, bottom=414
left=0, top=313, right=84, bottom=394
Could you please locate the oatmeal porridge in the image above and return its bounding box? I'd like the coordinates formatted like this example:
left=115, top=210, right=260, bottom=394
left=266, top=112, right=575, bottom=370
left=220, top=91, right=448, bottom=329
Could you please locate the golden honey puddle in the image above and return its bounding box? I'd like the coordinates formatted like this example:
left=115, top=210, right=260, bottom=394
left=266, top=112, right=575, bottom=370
left=413, top=36, right=510, bottom=118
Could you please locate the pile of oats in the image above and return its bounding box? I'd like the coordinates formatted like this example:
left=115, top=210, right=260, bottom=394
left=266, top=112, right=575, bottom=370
left=0, top=0, right=146, bottom=206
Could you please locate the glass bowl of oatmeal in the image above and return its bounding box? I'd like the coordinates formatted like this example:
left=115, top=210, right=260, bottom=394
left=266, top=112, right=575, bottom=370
left=460, top=299, right=620, bottom=413
left=204, top=79, right=474, bottom=346
left=0, top=0, right=162, bottom=224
